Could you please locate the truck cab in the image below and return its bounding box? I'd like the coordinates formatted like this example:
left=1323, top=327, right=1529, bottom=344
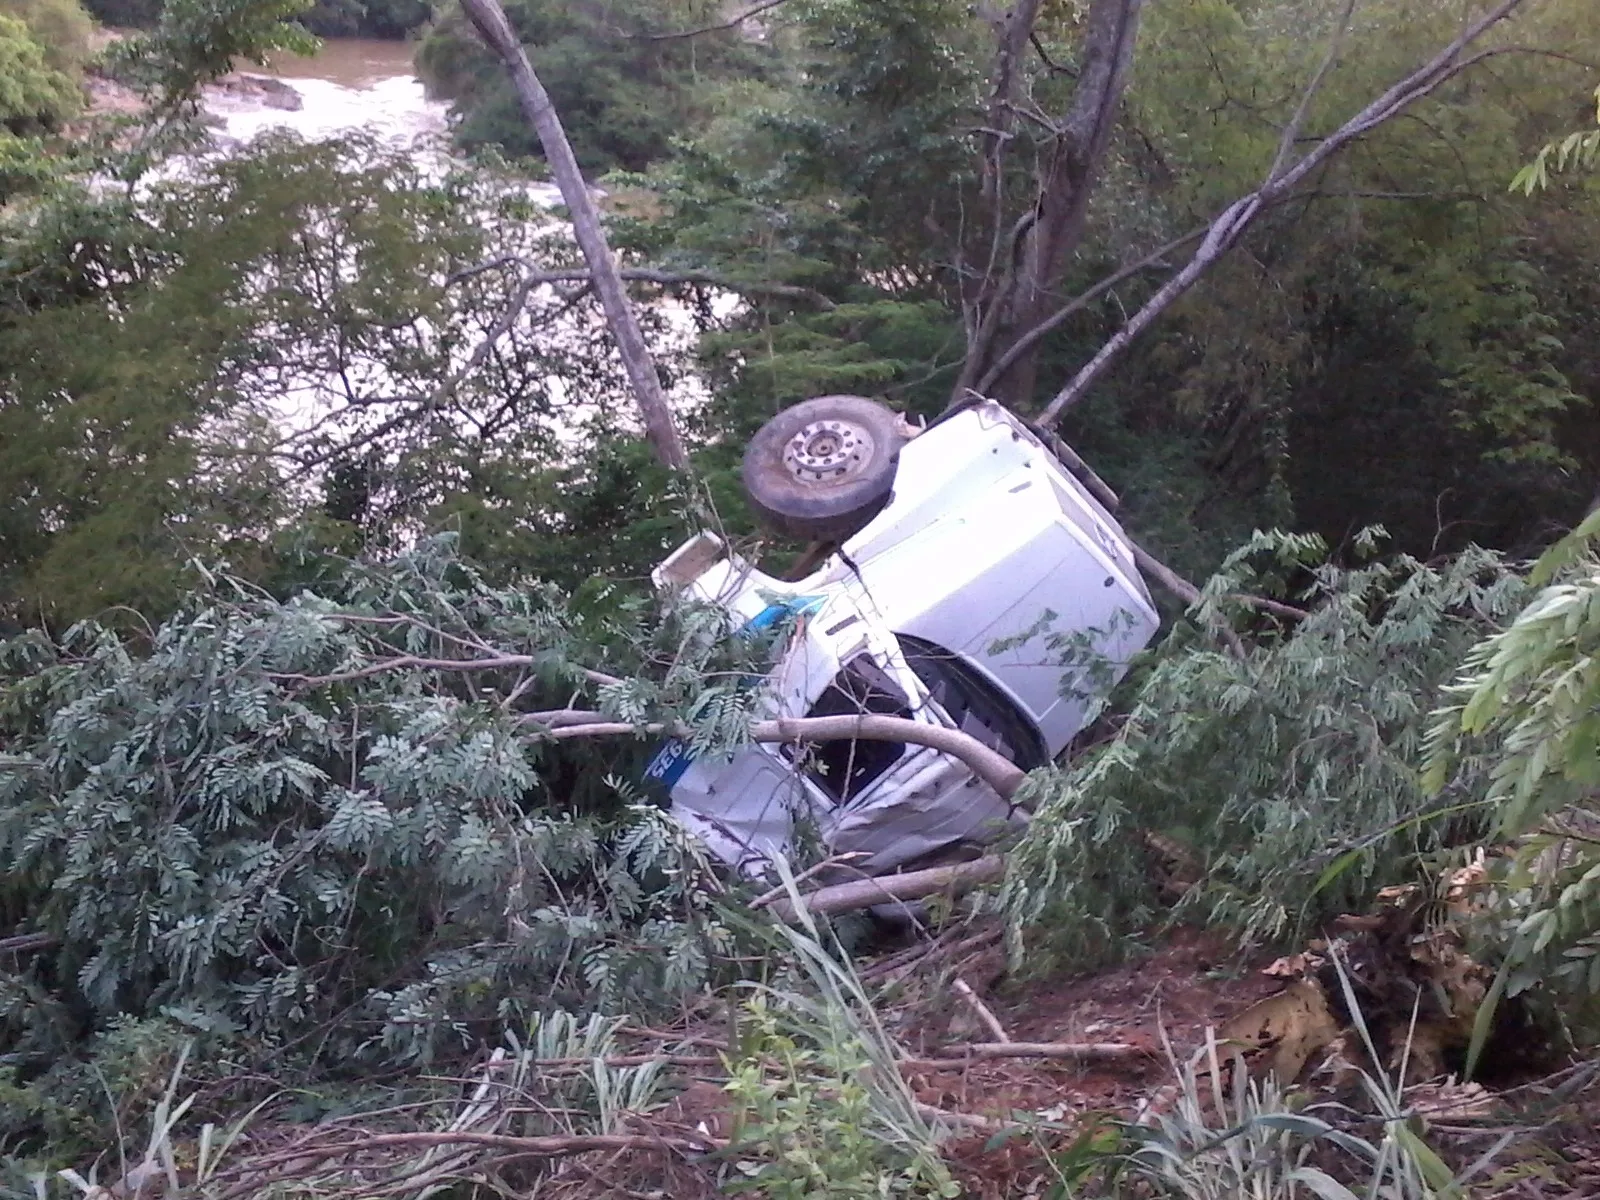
left=648, top=397, right=1158, bottom=877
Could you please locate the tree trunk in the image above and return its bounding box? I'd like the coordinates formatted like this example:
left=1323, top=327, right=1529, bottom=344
left=952, top=0, right=1146, bottom=411
left=457, top=0, right=692, bottom=471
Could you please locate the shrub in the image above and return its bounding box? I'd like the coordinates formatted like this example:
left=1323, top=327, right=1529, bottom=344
left=1004, top=531, right=1526, bottom=964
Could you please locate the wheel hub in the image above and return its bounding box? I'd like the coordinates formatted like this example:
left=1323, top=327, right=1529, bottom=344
left=783, top=419, right=873, bottom=484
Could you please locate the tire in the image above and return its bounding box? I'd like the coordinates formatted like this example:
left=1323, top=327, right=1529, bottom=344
left=742, top=395, right=905, bottom=541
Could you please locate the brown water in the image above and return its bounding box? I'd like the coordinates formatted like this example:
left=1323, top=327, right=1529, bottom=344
left=204, top=38, right=447, bottom=147
left=257, top=38, right=421, bottom=89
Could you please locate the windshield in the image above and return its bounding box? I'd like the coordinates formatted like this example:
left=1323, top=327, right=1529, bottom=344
left=782, top=654, right=913, bottom=805
left=896, top=634, right=1047, bottom=771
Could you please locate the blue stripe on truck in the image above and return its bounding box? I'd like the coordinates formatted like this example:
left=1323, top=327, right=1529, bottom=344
left=643, top=594, right=825, bottom=790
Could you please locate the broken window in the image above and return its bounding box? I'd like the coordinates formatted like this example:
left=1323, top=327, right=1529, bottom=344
left=896, top=634, right=1047, bottom=772
left=784, top=655, right=912, bottom=805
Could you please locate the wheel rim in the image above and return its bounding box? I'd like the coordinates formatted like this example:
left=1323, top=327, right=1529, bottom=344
left=782, top=418, right=874, bottom=485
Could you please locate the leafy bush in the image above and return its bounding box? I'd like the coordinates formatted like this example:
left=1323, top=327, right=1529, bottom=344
left=0, top=0, right=95, bottom=75
left=0, top=13, right=81, bottom=135
left=0, top=537, right=753, bottom=1081
left=1425, top=509, right=1600, bottom=1025
left=723, top=880, right=959, bottom=1199
left=1004, top=531, right=1527, bottom=964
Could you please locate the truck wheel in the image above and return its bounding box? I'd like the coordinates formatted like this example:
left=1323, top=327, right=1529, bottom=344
left=742, top=395, right=905, bottom=541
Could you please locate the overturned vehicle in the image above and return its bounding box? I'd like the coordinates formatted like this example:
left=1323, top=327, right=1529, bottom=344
left=646, top=395, right=1159, bottom=878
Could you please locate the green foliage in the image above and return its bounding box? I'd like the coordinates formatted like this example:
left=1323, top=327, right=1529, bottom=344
left=1425, top=511, right=1600, bottom=1008
left=0, top=134, right=699, bottom=624
left=297, top=0, right=430, bottom=38
left=81, top=0, right=428, bottom=36
left=77, top=0, right=160, bottom=28
left=106, top=0, right=319, bottom=108
left=0, top=0, right=95, bottom=76
left=722, top=882, right=959, bottom=1199
left=1003, top=532, right=1527, bottom=964
left=631, top=0, right=1600, bottom=562
left=1121, top=963, right=1503, bottom=1200
left=723, top=1000, right=957, bottom=1199
left=417, top=0, right=777, bottom=174
left=1512, top=85, right=1600, bottom=194
left=0, top=538, right=759, bottom=1089
left=0, top=13, right=81, bottom=135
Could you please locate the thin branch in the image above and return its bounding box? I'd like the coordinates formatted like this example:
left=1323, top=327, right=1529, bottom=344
left=1029, top=31, right=1076, bottom=77
left=634, top=0, right=790, bottom=41
left=1038, top=0, right=1531, bottom=425
left=914, top=1102, right=1009, bottom=1132
left=952, top=978, right=1011, bottom=1043
left=271, top=656, right=622, bottom=689
left=1267, top=0, right=1358, bottom=180
left=237, top=1130, right=722, bottom=1169
left=0, top=933, right=59, bottom=954
left=913, top=1041, right=1146, bottom=1064
left=974, top=225, right=1207, bottom=396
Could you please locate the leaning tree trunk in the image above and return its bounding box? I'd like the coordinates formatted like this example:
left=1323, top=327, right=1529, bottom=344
left=457, top=0, right=692, bottom=471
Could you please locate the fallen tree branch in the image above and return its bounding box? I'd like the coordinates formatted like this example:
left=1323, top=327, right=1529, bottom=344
left=913, top=1040, right=1146, bottom=1064
left=748, top=853, right=868, bottom=910
left=952, top=978, right=1011, bottom=1043
left=242, top=1130, right=723, bottom=1168
left=551, top=715, right=1027, bottom=801
left=913, top=1102, right=1009, bottom=1132
left=767, top=854, right=1006, bottom=921
left=860, top=925, right=1004, bottom=983
left=0, top=932, right=59, bottom=954
left=271, top=656, right=622, bottom=689
left=1130, top=542, right=1201, bottom=607
left=470, top=1043, right=1145, bottom=1078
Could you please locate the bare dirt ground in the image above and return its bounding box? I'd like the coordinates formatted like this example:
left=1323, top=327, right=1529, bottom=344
left=581, top=916, right=1599, bottom=1198
left=876, top=924, right=1600, bottom=1198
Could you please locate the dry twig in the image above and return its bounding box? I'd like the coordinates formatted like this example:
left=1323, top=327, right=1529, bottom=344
left=952, top=978, right=1012, bottom=1043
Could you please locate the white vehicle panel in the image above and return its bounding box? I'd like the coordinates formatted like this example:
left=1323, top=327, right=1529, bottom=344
left=648, top=399, right=1161, bottom=877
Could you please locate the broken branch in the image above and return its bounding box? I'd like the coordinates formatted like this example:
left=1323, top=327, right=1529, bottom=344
left=952, top=978, right=1012, bottom=1043
left=911, top=1040, right=1146, bottom=1064
left=0, top=932, right=59, bottom=954
left=767, top=854, right=1006, bottom=921
left=271, top=656, right=622, bottom=689
left=240, top=1130, right=722, bottom=1168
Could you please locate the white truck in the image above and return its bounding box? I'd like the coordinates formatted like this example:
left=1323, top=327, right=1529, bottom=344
left=646, top=395, right=1159, bottom=878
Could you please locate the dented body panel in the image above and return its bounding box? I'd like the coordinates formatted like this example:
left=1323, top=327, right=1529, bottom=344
left=648, top=400, right=1159, bottom=878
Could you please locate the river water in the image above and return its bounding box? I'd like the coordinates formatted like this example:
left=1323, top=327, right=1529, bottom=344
left=190, top=38, right=713, bottom=456
left=202, top=39, right=450, bottom=149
